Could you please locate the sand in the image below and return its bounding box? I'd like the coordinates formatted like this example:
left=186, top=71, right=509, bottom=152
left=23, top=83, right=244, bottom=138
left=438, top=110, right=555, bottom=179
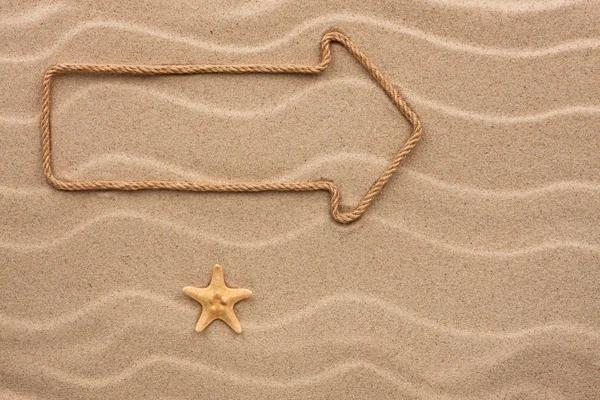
left=1, top=1, right=600, bottom=399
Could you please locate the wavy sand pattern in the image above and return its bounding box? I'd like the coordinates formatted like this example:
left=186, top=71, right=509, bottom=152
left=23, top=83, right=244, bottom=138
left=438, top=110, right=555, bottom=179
left=0, top=1, right=599, bottom=399
left=3, top=12, right=600, bottom=63
left=228, top=0, right=591, bottom=16
left=4, top=78, right=600, bottom=125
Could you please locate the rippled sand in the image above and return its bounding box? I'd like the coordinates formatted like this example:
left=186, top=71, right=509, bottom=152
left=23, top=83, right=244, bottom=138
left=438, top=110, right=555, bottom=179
left=1, top=1, right=599, bottom=398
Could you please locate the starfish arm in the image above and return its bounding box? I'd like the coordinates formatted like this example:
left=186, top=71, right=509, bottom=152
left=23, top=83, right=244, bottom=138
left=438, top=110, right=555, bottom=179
left=220, top=308, right=243, bottom=333
left=183, top=286, right=212, bottom=307
left=195, top=310, right=217, bottom=332
left=227, top=288, right=252, bottom=304
left=210, top=264, right=226, bottom=288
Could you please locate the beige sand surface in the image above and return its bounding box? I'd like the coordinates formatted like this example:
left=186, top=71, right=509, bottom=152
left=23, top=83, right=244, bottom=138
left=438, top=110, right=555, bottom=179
left=1, top=1, right=600, bottom=399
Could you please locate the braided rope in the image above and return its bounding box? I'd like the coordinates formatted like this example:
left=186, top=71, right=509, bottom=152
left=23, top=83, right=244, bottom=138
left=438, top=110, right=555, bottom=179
left=40, top=30, right=422, bottom=224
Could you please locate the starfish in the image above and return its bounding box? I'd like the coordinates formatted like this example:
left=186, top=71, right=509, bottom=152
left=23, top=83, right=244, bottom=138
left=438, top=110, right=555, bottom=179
left=183, top=264, right=252, bottom=333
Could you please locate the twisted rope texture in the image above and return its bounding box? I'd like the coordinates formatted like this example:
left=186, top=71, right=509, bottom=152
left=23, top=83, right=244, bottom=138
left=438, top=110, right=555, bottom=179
left=41, top=30, right=423, bottom=224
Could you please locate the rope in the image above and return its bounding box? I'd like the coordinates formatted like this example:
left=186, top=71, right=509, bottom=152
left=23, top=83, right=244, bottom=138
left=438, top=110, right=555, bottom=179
left=40, top=30, right=423, bottom=224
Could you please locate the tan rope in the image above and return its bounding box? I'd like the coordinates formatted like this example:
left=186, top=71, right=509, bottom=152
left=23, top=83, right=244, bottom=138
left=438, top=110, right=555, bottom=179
left=40, top=30, right=422, bottom=224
